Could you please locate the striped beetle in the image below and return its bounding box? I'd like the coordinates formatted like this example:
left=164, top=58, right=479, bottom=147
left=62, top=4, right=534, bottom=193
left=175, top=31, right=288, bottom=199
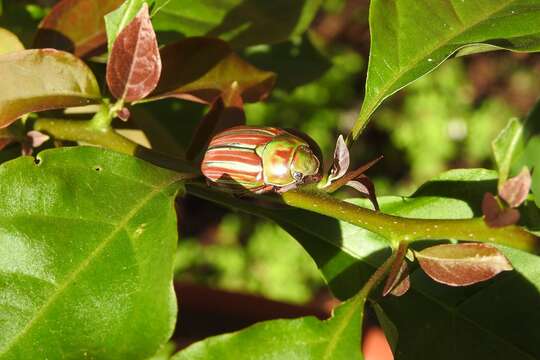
left=201, top=126, right=321, bottom=193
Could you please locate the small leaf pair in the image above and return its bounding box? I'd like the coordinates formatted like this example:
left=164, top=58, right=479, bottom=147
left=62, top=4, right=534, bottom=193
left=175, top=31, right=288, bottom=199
left=322, top=135, right=382, bottom=210
left=482, top=167, right=531, bottom=228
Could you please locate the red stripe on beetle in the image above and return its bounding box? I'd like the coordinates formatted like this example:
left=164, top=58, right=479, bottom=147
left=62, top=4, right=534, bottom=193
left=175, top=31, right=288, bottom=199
left=209, top=134, right=274, bottom=148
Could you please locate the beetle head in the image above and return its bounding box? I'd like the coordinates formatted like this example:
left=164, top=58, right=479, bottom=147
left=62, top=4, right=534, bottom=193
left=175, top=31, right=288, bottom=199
left=290, top=146, right=320, bottom=184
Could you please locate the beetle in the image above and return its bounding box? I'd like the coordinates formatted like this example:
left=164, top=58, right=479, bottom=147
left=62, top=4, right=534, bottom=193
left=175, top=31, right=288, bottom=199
left=201, top=126, right=321, bottom=193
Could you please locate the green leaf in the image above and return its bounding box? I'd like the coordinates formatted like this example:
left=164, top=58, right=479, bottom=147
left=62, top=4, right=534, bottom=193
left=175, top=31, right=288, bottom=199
left=0, top=27, right=23, bottom=55
left=519, top=136, right=540, bottom=207
left=152, top=0, right=323, bottom=48
left=352, top=0, right=540, bottom=139
left=492, top=117, right=525, bottom=188
left=0, top=146, right=182, bottom=359
left=34, top=0, right=124, bottom=57
left=172, top=292, right=364, bottom=360
left=0, top=49, right=101, bottom=128
left=148, top=37, right=276, bottom=105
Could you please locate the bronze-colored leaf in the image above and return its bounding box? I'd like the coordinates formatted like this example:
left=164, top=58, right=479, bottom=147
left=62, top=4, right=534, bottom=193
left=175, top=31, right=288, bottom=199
left=148, top=37, right=276, bottom=105
left=482, top=192, right=520, bottom=228
left=0, top=49, right=101, bottom=128
left=416, top=243, right=513, bottom=287
left=346, top=175, right=380, bottom=211
left=499, top=167, right=532, bottom=208
left=106, top=3, right=161, bottom=102
left=383, top=243, right=410, bottom=297
left=327, top=135, right=350, bottom=184
left=34, top=0, right=123, bottom=57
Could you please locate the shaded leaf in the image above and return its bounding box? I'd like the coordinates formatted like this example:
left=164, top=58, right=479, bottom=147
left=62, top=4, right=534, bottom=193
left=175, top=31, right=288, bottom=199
left=244, top=34, right=333, bottom=92
left=492, top=117, right=525, bottom=188
left=352, top=0, right=540, bottom=139
left=0, top=147, right=182, bottom=358
left=372, top=303, right=398, bottom=353
left=0, top=49, right=101, bottom=128
left=34, top=0, right=123, bottom=57
left=0, top=27, right=24, bottom=55
left=519, top=135, right=540, bottom=207
left=106, top=3, right=161, bottom=102
left=416, top=243, right=513, bottom=287
left=148, top=37, right=275, bottom=105
left=500, top=167, right=532, bottom=208
left=185, top=98, right=245, bottom=161
left=482, top=192, right=520, bottom=228
left=152, top=0, right=323, bottom=48
left=172, top=293, right=364, bottom=360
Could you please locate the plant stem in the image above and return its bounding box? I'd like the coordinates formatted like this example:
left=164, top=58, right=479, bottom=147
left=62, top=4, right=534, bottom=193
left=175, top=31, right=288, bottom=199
left=358, top=252, right=396, bottom=300
left=279, top=188, right=538, bottom=252
left=33, top=117, right=538, bottom=254
left=34, top=118, right=137, bottom=154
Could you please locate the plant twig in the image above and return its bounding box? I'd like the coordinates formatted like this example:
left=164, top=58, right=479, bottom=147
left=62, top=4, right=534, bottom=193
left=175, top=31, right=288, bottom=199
left=34, top=117, right=539, bottom=254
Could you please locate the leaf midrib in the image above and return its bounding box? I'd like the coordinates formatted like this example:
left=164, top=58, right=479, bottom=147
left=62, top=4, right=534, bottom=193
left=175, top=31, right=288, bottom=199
left=0, top=175, right=179, bottom=357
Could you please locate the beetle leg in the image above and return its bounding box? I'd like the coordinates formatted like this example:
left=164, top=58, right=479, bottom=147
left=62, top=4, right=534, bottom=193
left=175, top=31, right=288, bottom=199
left=275, top=183, right=298, bottom=193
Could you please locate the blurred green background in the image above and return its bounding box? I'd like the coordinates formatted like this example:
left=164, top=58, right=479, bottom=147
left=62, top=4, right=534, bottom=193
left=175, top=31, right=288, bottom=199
left=2, top=0, right=540, bottom=305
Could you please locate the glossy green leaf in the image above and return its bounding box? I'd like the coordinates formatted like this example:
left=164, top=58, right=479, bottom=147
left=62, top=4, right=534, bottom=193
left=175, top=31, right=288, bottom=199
left=352, top=0, right=540, bottom=139
left=520, top=136, right=540, bottom=207
left=148, top=37, right=275, bottom=105
left=152, top=0, right=323, bottom=48
left=34, top=0, right=124, bottom=57
left=172, top=292, right=364, bottom=360
left=492, top=117, right=525, bottom=188
left=0, top=49, right=101, bottom=128
left=0, top=146, right=182, bottom=359
left=0, top=28, right=23, bottom=55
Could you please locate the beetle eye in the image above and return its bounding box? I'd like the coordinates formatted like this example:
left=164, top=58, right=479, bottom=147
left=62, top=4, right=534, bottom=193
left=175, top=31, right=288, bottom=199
left=293, top=171, right=303, bottom=181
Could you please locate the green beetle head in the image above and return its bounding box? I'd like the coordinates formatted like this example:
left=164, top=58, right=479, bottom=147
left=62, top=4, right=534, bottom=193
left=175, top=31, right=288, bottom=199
left=290, top=146, right=320, bottom=183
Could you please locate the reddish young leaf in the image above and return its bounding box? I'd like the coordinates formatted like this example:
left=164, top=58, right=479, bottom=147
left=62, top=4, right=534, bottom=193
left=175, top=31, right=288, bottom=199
left=346, top=175, right=380, bottom=211
left=106, top=3, right=161, bottom=102
left=499, top=167, right=532, bottom=208
left=416, top=243, right=513, bottom=287
left=34, top=0, right=123, bottom=57
left=323, top=155, right=383, bottom=194
left=482, top=192, right=520, bottom=228
left=0, top=49, right=101, bottom=128
left=148, top=37, right=276, bottom=105
left=383, top=243, right=410, bottom=297
left=327, top=135, right=350, bottom=184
